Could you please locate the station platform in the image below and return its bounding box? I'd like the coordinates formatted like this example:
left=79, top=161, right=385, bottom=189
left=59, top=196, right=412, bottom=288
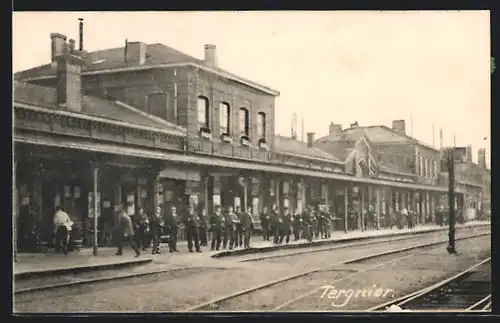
left=211, top=221, right=490, bottom=258
left=13, top=221, right=489, bottom=278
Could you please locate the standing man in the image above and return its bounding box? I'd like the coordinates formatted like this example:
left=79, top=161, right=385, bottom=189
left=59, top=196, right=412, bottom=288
left=302, top=206, right=313, bottom=242
left=115, top=203, right=140, bottom=257
left=210, top=205, right=224, bottom=251
left=324, top=206, right=332, bottom=238
left=259, top=206, right=270, bottom=241
left=184, top=204, right=201, bottom=253
left=318, top=206, right=326, bottom=239
left=241, top=206, right=254, bottom=248
left=292, top=209, right=303, bottom=241
left=150, top=206, right=163, bottom=255
left=223, top=206, right=237, bottom=250
left=235, top=206, right=244, bottom=248
left=311, top=206, right=319, bottom=239
left=199, top=207, right=209, bottom=247
left=436, top=205, right=444, bottom=226
left=165, top=205, right=180, bottom=253
left=272, top=205, right=281, bottom=244
left=53, top=205, right=73, bottom=255
left=279, top=206, right=292, bottom=244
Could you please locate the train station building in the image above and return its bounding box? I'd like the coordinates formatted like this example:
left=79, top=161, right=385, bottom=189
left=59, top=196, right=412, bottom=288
left=13, top=30, right=491, bottom=250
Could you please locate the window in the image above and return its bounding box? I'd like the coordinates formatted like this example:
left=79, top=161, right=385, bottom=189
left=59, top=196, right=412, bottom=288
left=197, top=96, right=209, bottom=129
left=257, top=112, right=266, bottom=140
left=433, top=160, right=437, bottom=178
left=219, top=102, right=230, bottom=135
left=146, top=92, right=176, bottom=123
left=239, top=107, right=249, bottom=136
left=419, top=156, right=423, bottom=176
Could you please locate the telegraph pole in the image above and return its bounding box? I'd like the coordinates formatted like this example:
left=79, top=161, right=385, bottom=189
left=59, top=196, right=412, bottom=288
left=447, top=147, right=456, bottom=254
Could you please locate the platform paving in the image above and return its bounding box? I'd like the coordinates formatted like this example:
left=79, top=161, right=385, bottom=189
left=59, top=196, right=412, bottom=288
left=13, top=221, right=489, bottom=277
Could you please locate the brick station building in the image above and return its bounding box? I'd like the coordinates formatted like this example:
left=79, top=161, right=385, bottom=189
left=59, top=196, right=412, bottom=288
left=13, top=30, right=490, bottom=250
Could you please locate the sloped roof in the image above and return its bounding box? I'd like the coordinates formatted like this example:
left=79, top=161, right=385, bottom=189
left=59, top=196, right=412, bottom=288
left=317, top=126, right=411, bottom=144
left=13, top=81, right=186, bottom=136
left=378, top=160, right=414, bottom=175
left=14, top=43, right=279, bottom=95
left=314, top=141, right=354, bottom=161
left=274, top=135, right=342, bottom=163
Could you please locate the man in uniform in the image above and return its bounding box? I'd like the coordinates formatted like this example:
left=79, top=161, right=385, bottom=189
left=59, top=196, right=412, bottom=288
left=259, top=206, right=271, bottom=241
left=115, top=203, right=141, bottom=257
left=279, top=206, right=292, bottom=244
left=223, top=206, right=237, bottom=250
left=292, top=209, right=303, bottom=241
left=210, top=205, right=224, bottom=251
left=241, top=206, right=254, bottom=248
left=184, top=204, right=201, bottom=253
left=150, top=206, right=163, bottom=254
left=165, top=205, right=180, bottom=253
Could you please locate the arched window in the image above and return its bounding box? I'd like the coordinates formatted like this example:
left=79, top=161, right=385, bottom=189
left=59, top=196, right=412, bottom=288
left=257, top=112, right=266, bottom=141
left=146, top=92, right=175, bottom=123
left=239, top=107, right=249, bottom=136
left=197, top=96, right=210, bottom=130
left=219, top=102, right=231, bottom=135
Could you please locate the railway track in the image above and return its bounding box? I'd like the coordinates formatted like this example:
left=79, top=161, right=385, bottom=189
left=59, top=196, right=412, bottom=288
left=368, top=257, right=491, bottom=312
left=183, top=232, right=490, bottom=312
left=16, top=226, right=487, bottom=295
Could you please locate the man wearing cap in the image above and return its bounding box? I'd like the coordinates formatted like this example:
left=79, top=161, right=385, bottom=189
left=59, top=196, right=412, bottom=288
left=210, top=205, right=224, bottom=251
left=279, top=206, right=292, bottom=244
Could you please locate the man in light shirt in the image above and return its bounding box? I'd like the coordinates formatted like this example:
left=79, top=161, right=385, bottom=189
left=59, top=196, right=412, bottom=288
left=53, top=206, right=73, bottom=254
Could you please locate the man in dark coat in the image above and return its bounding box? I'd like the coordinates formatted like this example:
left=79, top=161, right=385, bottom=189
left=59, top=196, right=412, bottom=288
left=235, top=206, right=244, bottom=248
left=183, top=204, right=201, bottom=253
left=271, top=205, right=281, bottom=244
left=223, top=206, right=237, bottom=250
left=279, top=206, right=292, bottom=244
left=301, top=206, right=313, bottom=242
left=199, top=207, right=209, bottom=247
left=436, top=205, right=444, bottom=226
left=259, top=206, right=271, bottom=241
left=241, top=206, right=254, bottom=248
left=311, top=207, right=319, bottom=239
left=165, top=205, right=180, bottom=253
left=318, top=207, right=326, bottom=239
left=292, top=210, right=303, bottom=241
left=150, top=206, right=163, bottom=254
left=210, top=205, right=224, bottom=251
left=115, top=203, right=140, bottom=257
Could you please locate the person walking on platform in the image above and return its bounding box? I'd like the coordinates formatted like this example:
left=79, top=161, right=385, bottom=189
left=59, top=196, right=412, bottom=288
left=115, top=203, right=140, bottom=257
left=223, top=206, right=237, bottom=250
left=235, top=206, right=244, bottom=247
left=292, top=210, right=303, bottom=241
left=184, top=204, right=201, bottom=253
left=210, top=205, right=224, bottom=251
left=279, top=206, right=292, bottom=244
left=260, top=206, right=271, bottom=241
left=165, top=205, right=180, bottom=253
left=199, top=207, right=209, bottom=247
left=241, top=206, right=254, bottom=248
left=150, top=206, right=163, bottom=255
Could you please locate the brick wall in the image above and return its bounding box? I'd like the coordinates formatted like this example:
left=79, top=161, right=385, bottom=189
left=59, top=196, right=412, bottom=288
left=372, top=142, right=416, bottom=174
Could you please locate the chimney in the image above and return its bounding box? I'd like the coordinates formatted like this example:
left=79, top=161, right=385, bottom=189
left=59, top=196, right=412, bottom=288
left=329, top=122, right=342, bottom=135
left=307, top=132, right=315, bottom=148
left=56, top=53, right=85, bottom=112
left=50, top=33, right=67, bottom=62
left=350, top=121, right=359, bottom=128
left=204, top=44, right=217, bottom=67
left=466, top=145, right=472, bottom=162
left=68, top=39, right=75, bottom=53
left=392, top=119, right=406, bottom=134
left=478, top=148, right=486, bottom=168
left=78, top=18, right=84, bottom=51
left=125, top=41, right=147, bottom=65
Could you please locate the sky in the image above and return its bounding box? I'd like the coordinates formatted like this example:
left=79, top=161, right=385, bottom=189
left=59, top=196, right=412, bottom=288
left=13, top=11, right=491, bottom=166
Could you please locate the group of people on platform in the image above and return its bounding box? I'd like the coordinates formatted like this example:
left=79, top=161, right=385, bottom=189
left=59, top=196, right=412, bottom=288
left=45, top=200, right=457, bottom=256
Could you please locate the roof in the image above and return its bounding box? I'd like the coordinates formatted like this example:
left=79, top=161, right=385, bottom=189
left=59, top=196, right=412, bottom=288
left=14, top=43, right=279, bottom=96
left=274, top=135, right=343, bottom=163
left=378, top=160, right=414, bottom=176
left=314, top=141, right=354, bottom=161
left=316, top=125, right=438, bottom=151
left=13, top=81, right=187, bottom=136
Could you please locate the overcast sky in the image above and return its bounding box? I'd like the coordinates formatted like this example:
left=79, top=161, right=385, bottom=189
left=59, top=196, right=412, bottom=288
left=13, top=11, right=490, bottom=165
